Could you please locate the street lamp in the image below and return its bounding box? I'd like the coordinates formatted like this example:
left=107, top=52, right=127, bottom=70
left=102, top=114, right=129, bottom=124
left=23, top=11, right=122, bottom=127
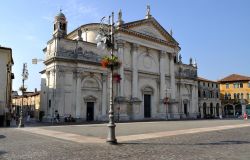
left=96, top=12, right=117, bottom=144
left=19, top=63, right=28, bottom=128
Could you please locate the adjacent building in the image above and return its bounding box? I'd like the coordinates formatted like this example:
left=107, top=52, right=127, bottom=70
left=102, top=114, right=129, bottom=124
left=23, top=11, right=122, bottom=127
left=0, top=46, right=14, bottom=126
left=197, top=77, right=221, bottom=118
left=40, top=7, right=198, bottom=122
left=219, top=74, right=250, bottom=117
left=12, top=89, right=41, bottom=120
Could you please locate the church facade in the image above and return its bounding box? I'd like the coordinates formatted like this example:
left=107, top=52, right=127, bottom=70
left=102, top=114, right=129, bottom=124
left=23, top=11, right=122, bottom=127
left=40, top=7, right=198, bottom=122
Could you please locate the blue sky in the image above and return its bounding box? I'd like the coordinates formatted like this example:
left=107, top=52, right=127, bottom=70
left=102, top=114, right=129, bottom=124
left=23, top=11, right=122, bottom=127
left=0, top=0, right=250, bottom=92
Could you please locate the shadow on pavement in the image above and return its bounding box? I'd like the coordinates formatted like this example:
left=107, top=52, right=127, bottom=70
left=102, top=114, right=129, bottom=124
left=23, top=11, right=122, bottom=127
left=0, top=135, right=6, bottom=139
left=0, top=151, right=7, bottom=155
left=118, top=140, right=250, bottom=146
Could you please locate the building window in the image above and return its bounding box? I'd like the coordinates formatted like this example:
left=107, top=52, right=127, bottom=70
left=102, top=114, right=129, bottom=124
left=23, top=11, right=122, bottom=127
left=247, top=93, right=250, bottom=99
left=241, top=93, right=244, bottom=99
left=203, top=82, right=205, bottom=86
left=216, top=92, right=219, bottom=98
left=234, top=93, right=237, bottom=99
left=225, top=93, right=228, bottom=100
left=208, top=83, right=210, bottom=87
left=226, top=83, right=229, bottom=89
left=237, top=93, right=240, bottom=99
left=248, top=82, right=250, bottom=88
left=240, top=82, right=243, bottom=88
left=203, top=91, right=206, bottom=98
left=212, top=83, right=214, bottom=87
left=228, top=93, right=231, bottom=99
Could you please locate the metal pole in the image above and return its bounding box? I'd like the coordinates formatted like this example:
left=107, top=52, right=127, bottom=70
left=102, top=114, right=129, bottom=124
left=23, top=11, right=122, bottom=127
left=18, top=78, right=24, bottom=127
left=106, top=12, right=117, bottom=144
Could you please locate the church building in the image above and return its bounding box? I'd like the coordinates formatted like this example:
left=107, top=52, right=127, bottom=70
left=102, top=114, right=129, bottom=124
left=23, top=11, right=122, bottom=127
left=40, top=7, right=198, bottom=122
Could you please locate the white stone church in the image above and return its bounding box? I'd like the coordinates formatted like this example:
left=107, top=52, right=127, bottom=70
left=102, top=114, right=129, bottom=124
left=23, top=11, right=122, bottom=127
left=40, top=7, right=198, bottom=122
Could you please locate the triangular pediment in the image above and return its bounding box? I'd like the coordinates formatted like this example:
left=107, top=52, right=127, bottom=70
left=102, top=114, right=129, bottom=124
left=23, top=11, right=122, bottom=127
left=122, top=18, right=178, bottom=45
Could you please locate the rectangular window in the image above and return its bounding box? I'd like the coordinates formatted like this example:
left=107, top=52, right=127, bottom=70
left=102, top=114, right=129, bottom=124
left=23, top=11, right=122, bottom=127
left=240, top=83, right=243, bottom=88
left=248, top=82, right=250, bottom=88
left=226, top=83, right=229, bottom=89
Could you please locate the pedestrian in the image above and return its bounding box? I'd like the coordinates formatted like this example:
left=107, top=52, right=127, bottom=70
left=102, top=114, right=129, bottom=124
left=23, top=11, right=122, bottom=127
left=243, top=112, right=248, bottom=120
left=26, top=113, right=30, bottom=122
left=56, top=113, right=60, bottom=123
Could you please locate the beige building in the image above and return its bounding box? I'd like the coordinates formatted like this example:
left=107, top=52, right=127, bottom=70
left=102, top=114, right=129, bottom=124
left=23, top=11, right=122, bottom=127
left=12, top=90, right=41, bottom=120
left=198, top=77, right=221, bottom=118
left=40, top=8, right=198, bottom=122
left=0, top=46, right=14, bottom=126
left=219, top=74, right=250, bottom=117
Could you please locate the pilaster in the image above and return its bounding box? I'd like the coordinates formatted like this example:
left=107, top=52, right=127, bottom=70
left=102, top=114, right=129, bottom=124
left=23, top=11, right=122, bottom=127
left=75, top=71, right=82, bottom=118
left=117, top=40, right=125, bottom=97
left=160, top=51, right=167, bottom=100
left=169, top=52, right=176, bottom=99
left=132, top=43, right=139, bottom=98
left=102, top=73, right=108, bottom=116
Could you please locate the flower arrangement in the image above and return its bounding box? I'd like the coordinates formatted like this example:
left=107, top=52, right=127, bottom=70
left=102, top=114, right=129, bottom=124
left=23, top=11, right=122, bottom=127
left=100, top=55, right=121, bottom=69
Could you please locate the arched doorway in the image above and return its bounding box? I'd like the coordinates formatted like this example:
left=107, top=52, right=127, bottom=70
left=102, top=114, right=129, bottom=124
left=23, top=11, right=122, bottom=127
left=224, top=104, right=234, bottom=117
left=203, top=103, right=207, bottom=118
left=246, top=104, right=250, bottom=115
left=210, top=103, right=213, bottom=117
left=235, top=104, right=242, bottom=116
left=216, top=103, right=220, bottom=117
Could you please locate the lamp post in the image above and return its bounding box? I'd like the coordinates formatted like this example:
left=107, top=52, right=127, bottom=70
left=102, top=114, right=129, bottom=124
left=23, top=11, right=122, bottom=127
left=96, top=12, right=117, bottom=144
left=19, top=63, right=28, bottom=128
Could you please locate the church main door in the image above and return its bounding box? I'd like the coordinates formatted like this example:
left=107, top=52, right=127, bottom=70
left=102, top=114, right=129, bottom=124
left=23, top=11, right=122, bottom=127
left=86, top=102, right=94, bottom=121
left=144, top=94, right=151, bottom=118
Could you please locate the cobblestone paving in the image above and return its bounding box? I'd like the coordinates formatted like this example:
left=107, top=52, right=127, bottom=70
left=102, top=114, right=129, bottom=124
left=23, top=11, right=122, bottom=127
left=1, top=120, right=250, bottom=160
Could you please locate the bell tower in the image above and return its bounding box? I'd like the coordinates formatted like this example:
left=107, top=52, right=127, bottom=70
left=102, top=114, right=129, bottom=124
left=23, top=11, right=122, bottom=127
left=53, top=9, right=67, bottom=38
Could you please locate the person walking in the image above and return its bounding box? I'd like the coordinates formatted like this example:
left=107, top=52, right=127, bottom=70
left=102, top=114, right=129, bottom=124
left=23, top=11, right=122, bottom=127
left=243, top=112, right=248, bottom=120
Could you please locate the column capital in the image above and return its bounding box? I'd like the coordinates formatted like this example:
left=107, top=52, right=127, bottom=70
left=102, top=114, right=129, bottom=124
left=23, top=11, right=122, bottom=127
left=168, top=52, right=175, bottom=60
left=160, top=50, right=167, bottom=58
left=116, top=40, right=125, bottom=48
left=131, top=43, right=139, bottom=51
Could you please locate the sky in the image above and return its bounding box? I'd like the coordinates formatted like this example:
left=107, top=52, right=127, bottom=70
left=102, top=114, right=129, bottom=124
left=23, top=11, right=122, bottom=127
left=0, top=0, right=250, bottom=92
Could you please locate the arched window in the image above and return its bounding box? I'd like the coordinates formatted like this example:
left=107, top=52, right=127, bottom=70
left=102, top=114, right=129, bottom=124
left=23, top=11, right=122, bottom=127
left=234, top=93, right=237, bottom=99
left=203, top=91, right=206, bottom=98
left=241, top=93, right=244, bottom=99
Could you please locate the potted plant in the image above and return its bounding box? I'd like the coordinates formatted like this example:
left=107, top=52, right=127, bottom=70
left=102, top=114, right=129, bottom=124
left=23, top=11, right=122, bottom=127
left=100, top=55, right=121, bottom=69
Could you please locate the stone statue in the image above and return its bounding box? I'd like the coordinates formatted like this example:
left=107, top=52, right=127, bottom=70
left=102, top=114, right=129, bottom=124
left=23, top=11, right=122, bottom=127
left=179, top=54, right=182, bottom=63
left=145, top=5, right=152, bottom=19
left=77, top=29, right=83, bottom=41
left=189, top=58, right=193, bottom=65
left=118, top=9, right=122, bottom=21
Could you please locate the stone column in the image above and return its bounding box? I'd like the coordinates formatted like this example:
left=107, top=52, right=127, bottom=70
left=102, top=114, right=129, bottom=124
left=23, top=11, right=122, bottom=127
left=169, top=53, right=176, bottom=99
left=160, top=51, right=166, bottom=100
left=117, top=40, right=125, bottom=97
left=101, top=73, right=108, bottom=117
left=132, top=43, right=139, bottom=98
left=75, top=71, right=82, bottom=118
left=45, top=71, right=50, bottom=118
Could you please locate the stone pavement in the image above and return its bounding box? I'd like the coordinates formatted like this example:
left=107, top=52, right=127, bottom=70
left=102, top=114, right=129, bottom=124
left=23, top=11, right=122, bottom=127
left=1, top=119, right=250, bottom=160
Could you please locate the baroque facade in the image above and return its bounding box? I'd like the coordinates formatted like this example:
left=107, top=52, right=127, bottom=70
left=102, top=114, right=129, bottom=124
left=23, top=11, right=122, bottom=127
left=40, top=8, right=198, bottom=122
left=197, top=77, right=221, bottom=118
